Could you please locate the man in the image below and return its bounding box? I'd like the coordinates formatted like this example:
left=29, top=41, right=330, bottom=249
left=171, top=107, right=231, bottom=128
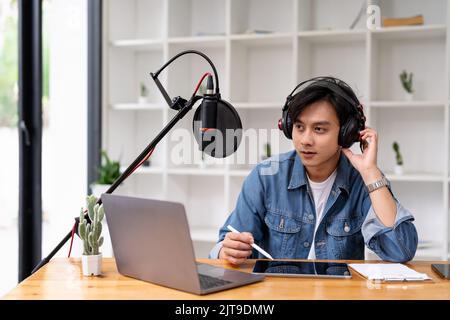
left=209, top=76, right=418, bottom=264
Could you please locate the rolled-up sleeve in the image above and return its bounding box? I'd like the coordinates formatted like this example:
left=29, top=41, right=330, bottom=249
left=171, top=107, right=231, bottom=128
left=208, top=166, right=266, bottom=259
left=361, top=191, right=418, bottom=263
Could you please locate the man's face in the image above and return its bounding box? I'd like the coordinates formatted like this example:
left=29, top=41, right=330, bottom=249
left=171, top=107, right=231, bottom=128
left=292, top=100, right=341, bottom=168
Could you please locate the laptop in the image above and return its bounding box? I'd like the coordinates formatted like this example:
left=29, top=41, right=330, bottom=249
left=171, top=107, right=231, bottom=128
left=101, top=194, right=264, bottom=295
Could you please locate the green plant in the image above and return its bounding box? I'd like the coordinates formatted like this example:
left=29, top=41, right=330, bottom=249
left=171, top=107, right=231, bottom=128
left=96, top=150, right=121, bottom=185
left=264, top=143, right=272, bottom=158
left=78, top=195, right=104, bottom=255
left=399, top=70, right=413, bottom=93
left=140, top=82, right=149, bottom=97
left=392, top=141, right=403, bottom=166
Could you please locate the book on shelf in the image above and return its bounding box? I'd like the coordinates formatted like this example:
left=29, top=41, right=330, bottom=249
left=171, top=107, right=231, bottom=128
left=382, top=14, right=424, bottom=27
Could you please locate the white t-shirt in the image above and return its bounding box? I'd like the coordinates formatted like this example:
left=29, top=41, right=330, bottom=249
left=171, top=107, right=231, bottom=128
left=306, top=168, right=338, bottom=259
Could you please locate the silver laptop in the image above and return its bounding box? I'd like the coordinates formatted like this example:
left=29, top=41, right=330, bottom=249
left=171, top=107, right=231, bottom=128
left=101, top=194, right=264, bottom=295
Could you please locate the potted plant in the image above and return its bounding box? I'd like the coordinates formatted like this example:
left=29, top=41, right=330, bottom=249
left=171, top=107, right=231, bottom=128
left=90, top=150, right=121, bottom=198
left=392, top=141, right=404, bottom=175
left=260, top=142, right=272, bottom=161
left=138, top=81, right=149, bottom=104
left=79, top=195, right=105, bottom=276
left=399, top=70, right=414, bottom=101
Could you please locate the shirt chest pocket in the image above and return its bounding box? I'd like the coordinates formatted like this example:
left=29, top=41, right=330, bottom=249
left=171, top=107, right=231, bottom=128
left=325, top=216, right=365, bottom=259
left=325, top=216, right=364, bottom=238
left=264, top=211, right=302, bottom=258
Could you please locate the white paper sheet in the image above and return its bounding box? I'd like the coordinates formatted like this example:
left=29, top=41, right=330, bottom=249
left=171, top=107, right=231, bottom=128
left=349, top=263, right=432, bottom=281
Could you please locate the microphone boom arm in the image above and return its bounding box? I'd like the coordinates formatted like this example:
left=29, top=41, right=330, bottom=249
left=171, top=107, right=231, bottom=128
left=30, top=51, right=215, bottom=275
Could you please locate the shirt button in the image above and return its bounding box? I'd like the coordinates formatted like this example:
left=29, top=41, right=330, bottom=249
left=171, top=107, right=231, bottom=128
left=344, top=225, right=351, bottom=233
left=308, top=214, right=314, bottom=221
left=303, top=241, right=310, bottom=248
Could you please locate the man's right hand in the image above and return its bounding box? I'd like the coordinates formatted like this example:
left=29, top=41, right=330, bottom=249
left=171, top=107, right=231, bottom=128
left=218, top=231, right=254, bottom=265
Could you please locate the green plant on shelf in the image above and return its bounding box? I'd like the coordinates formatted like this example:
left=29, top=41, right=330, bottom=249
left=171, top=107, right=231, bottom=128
left=96, top=150, right=121, bottom=185
left=140, top=81, right=149, bottom=97
left=399, top=70, right=413, bottom=94
left=264, top=143, right=272, bottom=158
left=392, top=141, right=403, bottom=166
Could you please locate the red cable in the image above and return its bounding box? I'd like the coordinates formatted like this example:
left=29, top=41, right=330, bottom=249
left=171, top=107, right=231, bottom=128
left=192, top=72, right=212, bottom=97
left=127, top=148, right=154, bottom=178
left=68, top=221, right=76, bottom=258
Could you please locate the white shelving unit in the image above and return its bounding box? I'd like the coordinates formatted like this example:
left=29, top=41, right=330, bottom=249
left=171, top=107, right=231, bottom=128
left=104, top=0, right=450, bottom=260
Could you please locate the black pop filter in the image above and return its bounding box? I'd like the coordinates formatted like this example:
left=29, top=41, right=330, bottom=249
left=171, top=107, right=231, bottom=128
left=193, top=99, right=242, bottom=158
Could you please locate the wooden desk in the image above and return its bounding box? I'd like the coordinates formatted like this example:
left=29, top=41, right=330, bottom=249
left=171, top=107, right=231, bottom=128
left=3, top=258, right=450, bottom=300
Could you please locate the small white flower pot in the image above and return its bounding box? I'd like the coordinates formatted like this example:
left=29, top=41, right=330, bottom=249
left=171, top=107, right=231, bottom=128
left=404, top=92, right=414, bottom=101
left=90, top=184, right=112, bottom=199
left=394, top=164, right=403, bottom=175
left=82, top=253, right=102, bottom=276
left=138, top=96, right=148, bottom=104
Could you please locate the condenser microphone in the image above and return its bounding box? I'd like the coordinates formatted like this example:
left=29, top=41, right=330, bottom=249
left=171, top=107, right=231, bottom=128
left=193, top=75, right=242, bottom=158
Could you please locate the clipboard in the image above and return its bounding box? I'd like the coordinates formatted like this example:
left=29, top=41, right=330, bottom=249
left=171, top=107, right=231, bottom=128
left=349, top=263, right=433, bottom=282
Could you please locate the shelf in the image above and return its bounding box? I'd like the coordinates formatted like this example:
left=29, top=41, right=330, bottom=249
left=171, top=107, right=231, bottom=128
left=229, top=169, right=251, bottom=177
left=105, top=0, right=450, bottom=263
left=385, top=173, right=445, bottom=182
left=168, top=36, right=226, bottom=48
left=230, top=33, right=293, bottom=46
left=190, top=226, right=219, bottom=242
left=298, top=29, right=366, bottom=43
left=371, top=24, right=446, bottom=40
left=111, top=103, right=165, bottom=111
left=168, top=0, right=226, bottom=38
left=121, top=166, right=164, bottom=175
left=233, top=102, right=281, bottom=109
left=227, top=171, right=446, bottom=181
left=168, top=167, right=226, bottom=176
left=109, top=39, right=164, bottom=51
left=370, top=101, right=446, bottom=108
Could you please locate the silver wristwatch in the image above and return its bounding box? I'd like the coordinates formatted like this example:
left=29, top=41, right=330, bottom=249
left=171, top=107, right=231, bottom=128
left=366, top=176, right=390, bottom=193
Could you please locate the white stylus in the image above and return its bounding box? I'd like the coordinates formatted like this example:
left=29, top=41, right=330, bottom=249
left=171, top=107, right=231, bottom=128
left=227, top=225, right=274, bottom=260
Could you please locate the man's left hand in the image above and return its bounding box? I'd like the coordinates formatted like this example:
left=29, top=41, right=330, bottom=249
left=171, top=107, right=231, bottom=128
left=342, top=127, right=381, bottom=181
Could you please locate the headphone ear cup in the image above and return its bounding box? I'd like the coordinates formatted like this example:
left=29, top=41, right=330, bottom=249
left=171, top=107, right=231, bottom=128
left=339, top=118, right=359, bottom=148
left=282, top=108, right=292, bottom=140
left=279, top=99, right=293, bottom=140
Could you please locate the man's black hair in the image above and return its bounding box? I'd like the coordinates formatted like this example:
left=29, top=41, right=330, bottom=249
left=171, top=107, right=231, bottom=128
left=287, top=78, right=360, bottom=127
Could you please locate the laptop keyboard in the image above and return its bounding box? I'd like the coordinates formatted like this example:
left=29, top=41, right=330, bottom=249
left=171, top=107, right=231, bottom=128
left=199, top=274, right=232, bottom=290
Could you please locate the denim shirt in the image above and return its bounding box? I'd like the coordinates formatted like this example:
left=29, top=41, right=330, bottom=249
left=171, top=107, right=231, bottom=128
left=209, top=150, right=418, bottom=263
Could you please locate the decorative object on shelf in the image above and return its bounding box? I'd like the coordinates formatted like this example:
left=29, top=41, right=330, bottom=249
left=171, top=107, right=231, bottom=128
left=139, top=81, right=149, bottom=104
left=392, top=141, right=404, bottom=175
left=90, top=150, right=121, bottom=198
left=79, top=195, right=105, bottom=276
left=383, top=14, right=424, bottom=27
left=260, top=142, right=272, bottom=161
left=399, top=70, right=414, bottom=101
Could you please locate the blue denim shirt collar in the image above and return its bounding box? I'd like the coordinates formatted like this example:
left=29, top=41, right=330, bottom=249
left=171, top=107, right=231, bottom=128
left=287, top=151, right=351, bottom=195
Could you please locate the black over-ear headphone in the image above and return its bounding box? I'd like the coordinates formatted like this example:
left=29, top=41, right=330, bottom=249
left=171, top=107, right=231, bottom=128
left=278, top=76, right=366, bottom=150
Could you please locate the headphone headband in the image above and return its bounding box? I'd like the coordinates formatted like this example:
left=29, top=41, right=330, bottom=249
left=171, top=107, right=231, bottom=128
left=283, top=76, right=360, bottom=112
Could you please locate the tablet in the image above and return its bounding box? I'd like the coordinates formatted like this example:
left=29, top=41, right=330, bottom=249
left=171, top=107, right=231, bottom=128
left=252, top=260, right=352, bottom=279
